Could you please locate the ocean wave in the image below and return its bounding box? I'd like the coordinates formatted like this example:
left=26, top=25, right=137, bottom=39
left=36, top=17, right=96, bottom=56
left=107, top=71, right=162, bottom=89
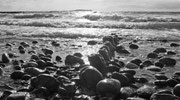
left=1, top=20, right=180, bottom=30
left=83, top=14, right=180, bottom=22
left=21, top=32, right=100, bottom=39
left=13, top=13, right=56, bottom=19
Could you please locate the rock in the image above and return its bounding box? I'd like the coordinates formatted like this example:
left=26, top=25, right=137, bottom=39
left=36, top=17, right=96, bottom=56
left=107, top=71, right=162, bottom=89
left=174, top=71, right=180, bottom=76
left=32, top=40, right=38, bottom=44
left=157, top=89, right=172, bottom=94
left=173, top=84, right=180, bottom=97
left=107, top=65, right=120, bottom=73
left=116, top=45, right=125, bottom=51
left=108, top=60, right=124, bottom=68
left=153, top=48, right=167, bottom=53
left=116, top=48, right=130, bottom=54
left=102, top=36, right=116, bottom=46
left=100, top=45, right=113, bottom=59
left=29, top=74, right=60, bottom=94
left=21, top=74, right=31, bottom=81
left=31, top=54, right=39, bottom=61
left=120, top=87, right=136, bottom=99
left=19, top=50, right=25, bottom=54
left=24, top=67, right=44, bottom=77
left=10, top=70, right=24, bottom=80
left=154, top=80, right=167, bottom=88
left=18, top=45, right=25, bottom=51
left=159, top=57, right=176, bottom=66
left=123, top=73, right=135, bottom=84
left=141, top=60, right=153, bottom=67
left=56, top=75, right=70, bottom=84
left=147, top=52, right=158, bottom=59
left=99, top=48, right=111, bottom=63
left=13, top=65, right=21, bottom=70
left=150, top=93, right=180, bottom=100
left=5, top=43, right=12, bottom=47
left=42, top=48, right=53, bottom=55
left=0, top=67, right=3, bottom=76
left=146, top=66, right=161, bottom=72
left=129, top=43, right=139, bottom=49
left=130, top=58, right=142, bottom=66
left=63, top=81, right=76, bottom=96
left=80, top=66, right=103, bottom=90
left=6, top=93, right=26, bottom=100
left=2, top=53, right=10, bottom=63
left=135, top=77, right=148, bottom=83
left=104, top=41, right=116, bottom=57
left=87, top=40, right=98, bottom=45
left=37, top=60, right=46, bottom=69
left=154, top=62, right=164, bottom=68
left=65, top=55, right=84, bottom=65
left=167, top=51, right=176, bottom=55
left=111, top=72, right=129, bottom=87
left=170, top=43, right=180, bottom=47
left=125, top=62, right=139, bottom=69
left=51, top=41, right=60, bottom=47
left=20, top=42, right=29, bottom=47
left=126, top=97, right=145, bottom=100
left=73, top=53, right=83, bottom=58
left=96, top=78, right=121, bottom=96
left=119, top=69, right=136, bottom=76
left=30, top=86, right=49, bottom=98
left=88, top=53, right=107, bottom=76
left=136, top=85, right=156, bottom=99
left=22, top=61, right=38, bottom=68
left=155, top=74, right=168, bottom=80
left=166, top=79, right=179, bottom=87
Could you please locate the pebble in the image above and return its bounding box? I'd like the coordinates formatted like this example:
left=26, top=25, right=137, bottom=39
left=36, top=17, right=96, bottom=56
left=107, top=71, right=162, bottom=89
left=111, top=72, right=129, bottom=87
left=159, top=57, right=176, bottom=66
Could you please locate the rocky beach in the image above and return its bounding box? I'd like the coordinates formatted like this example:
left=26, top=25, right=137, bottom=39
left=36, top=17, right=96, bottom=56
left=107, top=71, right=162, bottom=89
left=0, top=11, right=180, bottom=100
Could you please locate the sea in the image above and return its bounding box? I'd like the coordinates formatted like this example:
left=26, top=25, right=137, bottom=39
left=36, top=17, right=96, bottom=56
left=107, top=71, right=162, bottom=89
left=0, top=10, right=180, bottom=40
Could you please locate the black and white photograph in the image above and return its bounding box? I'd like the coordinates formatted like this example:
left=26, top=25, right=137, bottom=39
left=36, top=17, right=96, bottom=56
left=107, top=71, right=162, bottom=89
left=0, top=0, right=180, bottom=100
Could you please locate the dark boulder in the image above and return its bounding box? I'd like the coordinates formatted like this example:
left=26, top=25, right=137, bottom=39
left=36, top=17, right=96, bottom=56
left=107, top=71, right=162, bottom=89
left=159, top=57, right=176, bottom=66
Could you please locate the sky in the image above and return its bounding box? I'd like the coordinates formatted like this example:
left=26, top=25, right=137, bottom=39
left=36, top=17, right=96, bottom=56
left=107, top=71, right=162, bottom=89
left=0, top=0, right=180, bottom=11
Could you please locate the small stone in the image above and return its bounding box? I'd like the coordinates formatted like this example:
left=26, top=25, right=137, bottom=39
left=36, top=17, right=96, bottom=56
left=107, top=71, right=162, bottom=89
left=112, top=72, right=129, bottom=87
left=154, top=80, right=167, bottom=88
left=146, top=66, right=161, bottom=72
left=10, top=70, right=24, bottom=80
left=107, top=65, right=120, bottom=73
left=141, top=60, right=153, bottom=67
left=87, top=40, right=98, bottom=45
left=32, top=40, right=38, bottom=44
left=167, top=51, right=176, bottom=55
left=155, top=74, right=168, bottom=80
left=129, top=44, right=139, bottom=49
left=136, top=85, right=156, bottom=99
left=147, top=52, right=158, bottom=59
left=130, top=58, right=142, bottom=66
left=125, top=62, right=139, bottom=69
left=166, top=79, right=179, bottom=87
left=173, top=84, right=180, bottom=97
left=73, top=53, right=83, bottom=58
left=159, top=57, right=176, bottom=66
left=55, top=56, right=62, bottom=62
left=0, top=67, right=3, bottom=76
left=170, top=43, right=180, bottom=47
left=154, top=62, right=164, bottom=68
left=2, top=53, right=10, bottom=63
left=153, top=48, right=167, bottom=53
left=150, top=93, right=180, bottom=100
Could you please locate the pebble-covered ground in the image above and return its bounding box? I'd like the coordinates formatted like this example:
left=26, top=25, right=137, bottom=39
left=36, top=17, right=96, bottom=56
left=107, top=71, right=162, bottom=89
left=0, top=35, right=180, bottom=100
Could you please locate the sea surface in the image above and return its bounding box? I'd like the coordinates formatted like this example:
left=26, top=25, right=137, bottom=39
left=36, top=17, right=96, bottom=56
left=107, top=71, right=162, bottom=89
left=0, top=10, right=180, bottom=40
